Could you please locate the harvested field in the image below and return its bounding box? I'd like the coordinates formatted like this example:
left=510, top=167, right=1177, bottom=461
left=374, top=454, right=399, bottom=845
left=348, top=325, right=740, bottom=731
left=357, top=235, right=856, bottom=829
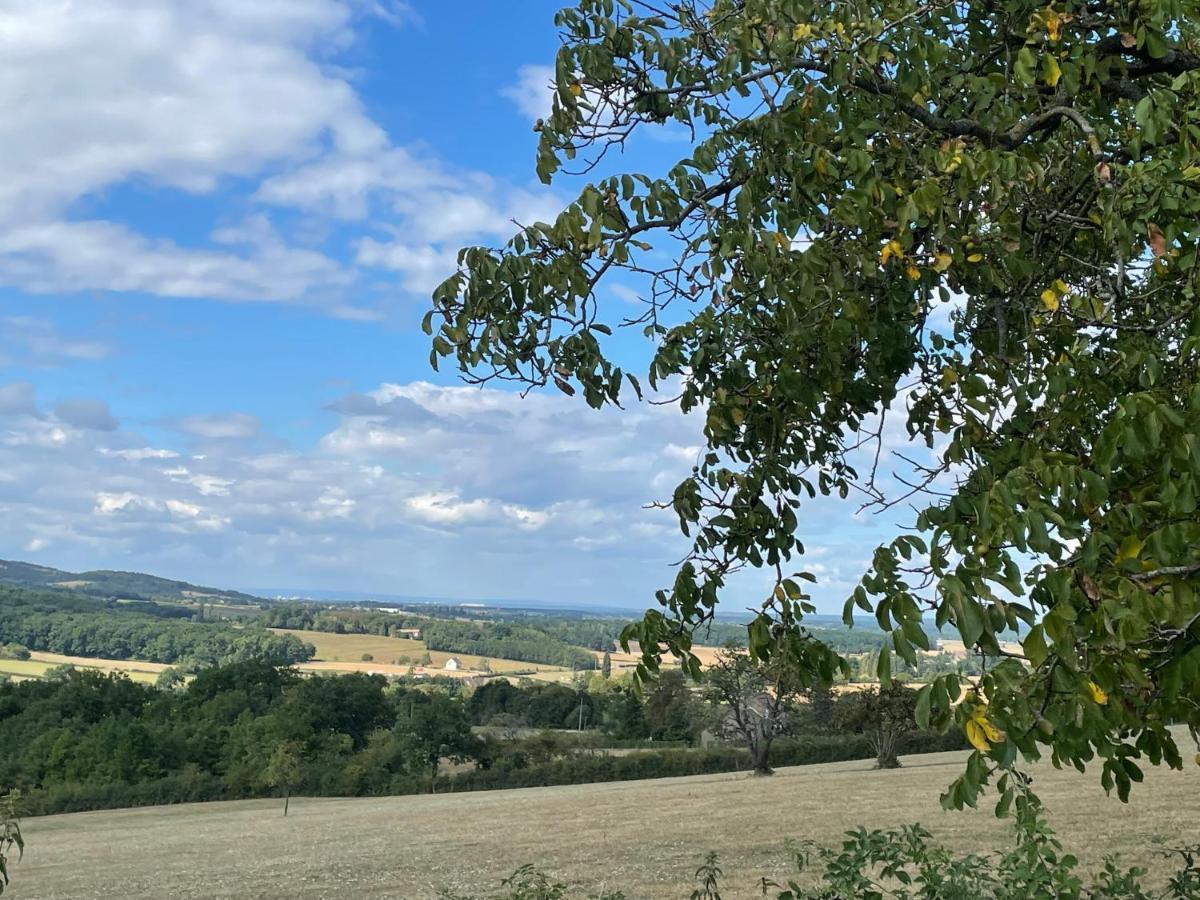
left=13, top=743, right=1199, bottom=899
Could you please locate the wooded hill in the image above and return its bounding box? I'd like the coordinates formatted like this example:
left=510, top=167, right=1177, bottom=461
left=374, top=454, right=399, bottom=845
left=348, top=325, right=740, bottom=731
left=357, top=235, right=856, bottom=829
left=0, top=558, right=262, bottom=604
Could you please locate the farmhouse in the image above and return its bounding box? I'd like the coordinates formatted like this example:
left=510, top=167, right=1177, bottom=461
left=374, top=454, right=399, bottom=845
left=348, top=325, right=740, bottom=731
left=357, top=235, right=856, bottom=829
left=444, top=657, right=462, bottom=671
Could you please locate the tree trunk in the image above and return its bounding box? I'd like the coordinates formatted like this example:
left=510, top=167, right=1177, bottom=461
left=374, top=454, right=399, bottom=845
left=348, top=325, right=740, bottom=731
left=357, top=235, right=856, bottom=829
left=750, top=737, right=775, bottom=776
left=283, top=789, right=290, bottom=817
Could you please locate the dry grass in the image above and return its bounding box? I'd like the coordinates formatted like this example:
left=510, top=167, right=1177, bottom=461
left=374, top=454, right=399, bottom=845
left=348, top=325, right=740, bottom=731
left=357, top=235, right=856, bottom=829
left=271, top=628, right=570, bottom=678
left=13, top=745, right=1199, bottom=900
left=0, top=653, right=162, bottom=684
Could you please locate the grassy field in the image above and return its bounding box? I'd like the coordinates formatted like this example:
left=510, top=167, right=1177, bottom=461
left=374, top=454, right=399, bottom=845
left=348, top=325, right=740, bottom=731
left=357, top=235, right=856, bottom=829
left=270, top=628, right=572, bottom=678
left=0, top=652, right=163, bottom=684
left=12, top=744, right=1200, bottom=899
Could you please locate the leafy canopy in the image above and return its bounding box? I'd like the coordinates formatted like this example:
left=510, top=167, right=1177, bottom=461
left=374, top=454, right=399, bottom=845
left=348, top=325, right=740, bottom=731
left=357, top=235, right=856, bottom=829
left=431, top=0, right=1200, bottom=810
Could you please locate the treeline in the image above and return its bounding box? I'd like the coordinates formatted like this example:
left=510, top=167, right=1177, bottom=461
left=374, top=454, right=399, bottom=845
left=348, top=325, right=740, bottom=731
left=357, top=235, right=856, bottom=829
left=0, top=663, right=964, bottom=816
left=260, top=604, right=597, bottom=669
left=0, top=586, right=314, bottom=668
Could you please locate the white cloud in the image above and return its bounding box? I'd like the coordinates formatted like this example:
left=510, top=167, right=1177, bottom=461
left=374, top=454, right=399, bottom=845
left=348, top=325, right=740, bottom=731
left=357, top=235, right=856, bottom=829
left=178, top=413, right=261, bottom=440
left=0, top=317, right=111, bottom=368
left=501, top=64, right=555, bottom=120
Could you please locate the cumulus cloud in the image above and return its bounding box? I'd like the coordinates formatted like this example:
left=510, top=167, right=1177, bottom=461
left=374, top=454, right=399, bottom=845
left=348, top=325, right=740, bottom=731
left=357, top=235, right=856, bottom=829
left=54, top=398, right=119, bottom=432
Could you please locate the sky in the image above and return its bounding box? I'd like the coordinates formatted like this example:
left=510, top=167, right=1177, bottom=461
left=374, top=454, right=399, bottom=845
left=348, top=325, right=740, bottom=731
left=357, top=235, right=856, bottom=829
left=0, top=0, right=915, bottom=612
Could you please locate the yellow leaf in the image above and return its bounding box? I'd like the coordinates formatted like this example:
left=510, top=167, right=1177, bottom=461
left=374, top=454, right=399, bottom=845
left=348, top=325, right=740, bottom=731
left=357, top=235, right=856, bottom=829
left=939, top=366, right=958, bottom=387
left=1115, top=535, right=1144, bottom=563
left=975, top=713, right=1004, bottom=744
left=1043, top=56, right=1062, bottom=87
left=792, top=23, right=813, bottom=41
left=966, top=253, right=983, bottom=263
left=965, top=718, right=991, bottom=752
left=1052, top=279, right=1068, bottom=294
left=932, top=251, right=953, bottom=272
left=1040, top=289, right=1060, bottom=312
left=905, top=264, right=921, bottom=281
left=568, top=82, right=582, bottom=98
left=880, top=240, right=903, bottom=264
left=1088, top=681, right=1108, bottom=705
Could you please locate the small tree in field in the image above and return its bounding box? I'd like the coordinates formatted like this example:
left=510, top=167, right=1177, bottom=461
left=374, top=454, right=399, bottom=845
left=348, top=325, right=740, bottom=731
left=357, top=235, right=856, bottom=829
left=263, top=741, right=304, bottom=817
left=703, top=648, right=807, bottom=775
left=836, top=683, right=920, bottom=769
left=601, top=651, right=612, bottom=679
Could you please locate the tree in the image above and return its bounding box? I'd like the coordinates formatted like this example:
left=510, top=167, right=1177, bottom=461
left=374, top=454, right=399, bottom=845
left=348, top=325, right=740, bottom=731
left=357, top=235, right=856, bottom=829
left=601, top=650, right=612, bottom=679
left=836, top=683, right=920, bottom=769
left=432, top=0, right=1200, bottom=811
left=0, top=793, right=20, bottom=897
left=806, top=683, right=835, bottom=732
left=263, top=741, right=304, bottom=817
left=156, top=668, right=186, bottom=691
left=395, top=690, right=480, bottom=790
left=0, top=645, right=29, bottom=662
left=702, top=648, right=806, bottom=775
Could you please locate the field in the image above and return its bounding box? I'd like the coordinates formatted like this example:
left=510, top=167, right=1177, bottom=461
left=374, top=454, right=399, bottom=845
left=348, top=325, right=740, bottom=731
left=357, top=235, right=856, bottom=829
left=0, top=652, right=164, bottom=684
left=12, top=744, right=1199, bottom=899
left=270, top=628, right=573, bottom=679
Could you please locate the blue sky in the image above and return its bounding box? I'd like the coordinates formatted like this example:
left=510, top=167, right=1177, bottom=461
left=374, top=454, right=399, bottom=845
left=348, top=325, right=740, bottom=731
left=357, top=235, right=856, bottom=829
left=0, top=0, right=911, bottom=611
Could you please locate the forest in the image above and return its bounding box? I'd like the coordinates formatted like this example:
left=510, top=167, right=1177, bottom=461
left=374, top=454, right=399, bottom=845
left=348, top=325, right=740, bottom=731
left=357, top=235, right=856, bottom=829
left=0, top=586, right=314, bottom=668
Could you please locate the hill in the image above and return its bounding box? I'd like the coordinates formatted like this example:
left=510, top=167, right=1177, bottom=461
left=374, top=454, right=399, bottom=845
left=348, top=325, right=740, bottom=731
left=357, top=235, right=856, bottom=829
left=13, top=745, right=1199, bottom=899
left=0, top=559, right=262, bottom=604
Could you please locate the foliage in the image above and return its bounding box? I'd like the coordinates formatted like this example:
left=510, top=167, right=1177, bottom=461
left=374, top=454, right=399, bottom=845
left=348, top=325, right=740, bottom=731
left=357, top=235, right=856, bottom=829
left=440, top=863, right=627, bottom=900
left=263, top=741, right=305, bottom=816
left=0, top=794, right=21, bottom=898
left=0, top=585, right=313, bottom=668
left=835, top=683, right=920, bottom=769
left=431, top=0, right=1200, bottom=809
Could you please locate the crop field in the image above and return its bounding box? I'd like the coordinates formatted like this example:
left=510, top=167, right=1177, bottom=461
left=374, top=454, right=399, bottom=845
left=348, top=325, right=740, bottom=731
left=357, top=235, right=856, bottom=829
left=13, top=743, right=1199, bottom=899
left=0, top=652, right=163, bottom=684
left=270, top=628, right=572, bottom=678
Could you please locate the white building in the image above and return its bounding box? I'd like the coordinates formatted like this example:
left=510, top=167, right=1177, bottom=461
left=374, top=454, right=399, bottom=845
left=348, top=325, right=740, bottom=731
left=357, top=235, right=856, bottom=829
left=444, top=657, right=462, bottom=671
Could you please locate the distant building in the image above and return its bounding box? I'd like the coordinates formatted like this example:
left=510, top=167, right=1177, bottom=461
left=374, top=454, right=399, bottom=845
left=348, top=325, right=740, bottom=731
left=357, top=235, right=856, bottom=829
left=395, top=627, right=422, bottom=640
left=444, top=657, right=462, bottom=671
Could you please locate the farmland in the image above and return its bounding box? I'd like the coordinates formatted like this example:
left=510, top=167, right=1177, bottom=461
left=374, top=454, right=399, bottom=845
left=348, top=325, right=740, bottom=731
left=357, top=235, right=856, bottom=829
left=0, top=651, right=164, bottom=684
left=269, top=627, right=574, bottom=679
left=13, top=743, right=1199, bottom=900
